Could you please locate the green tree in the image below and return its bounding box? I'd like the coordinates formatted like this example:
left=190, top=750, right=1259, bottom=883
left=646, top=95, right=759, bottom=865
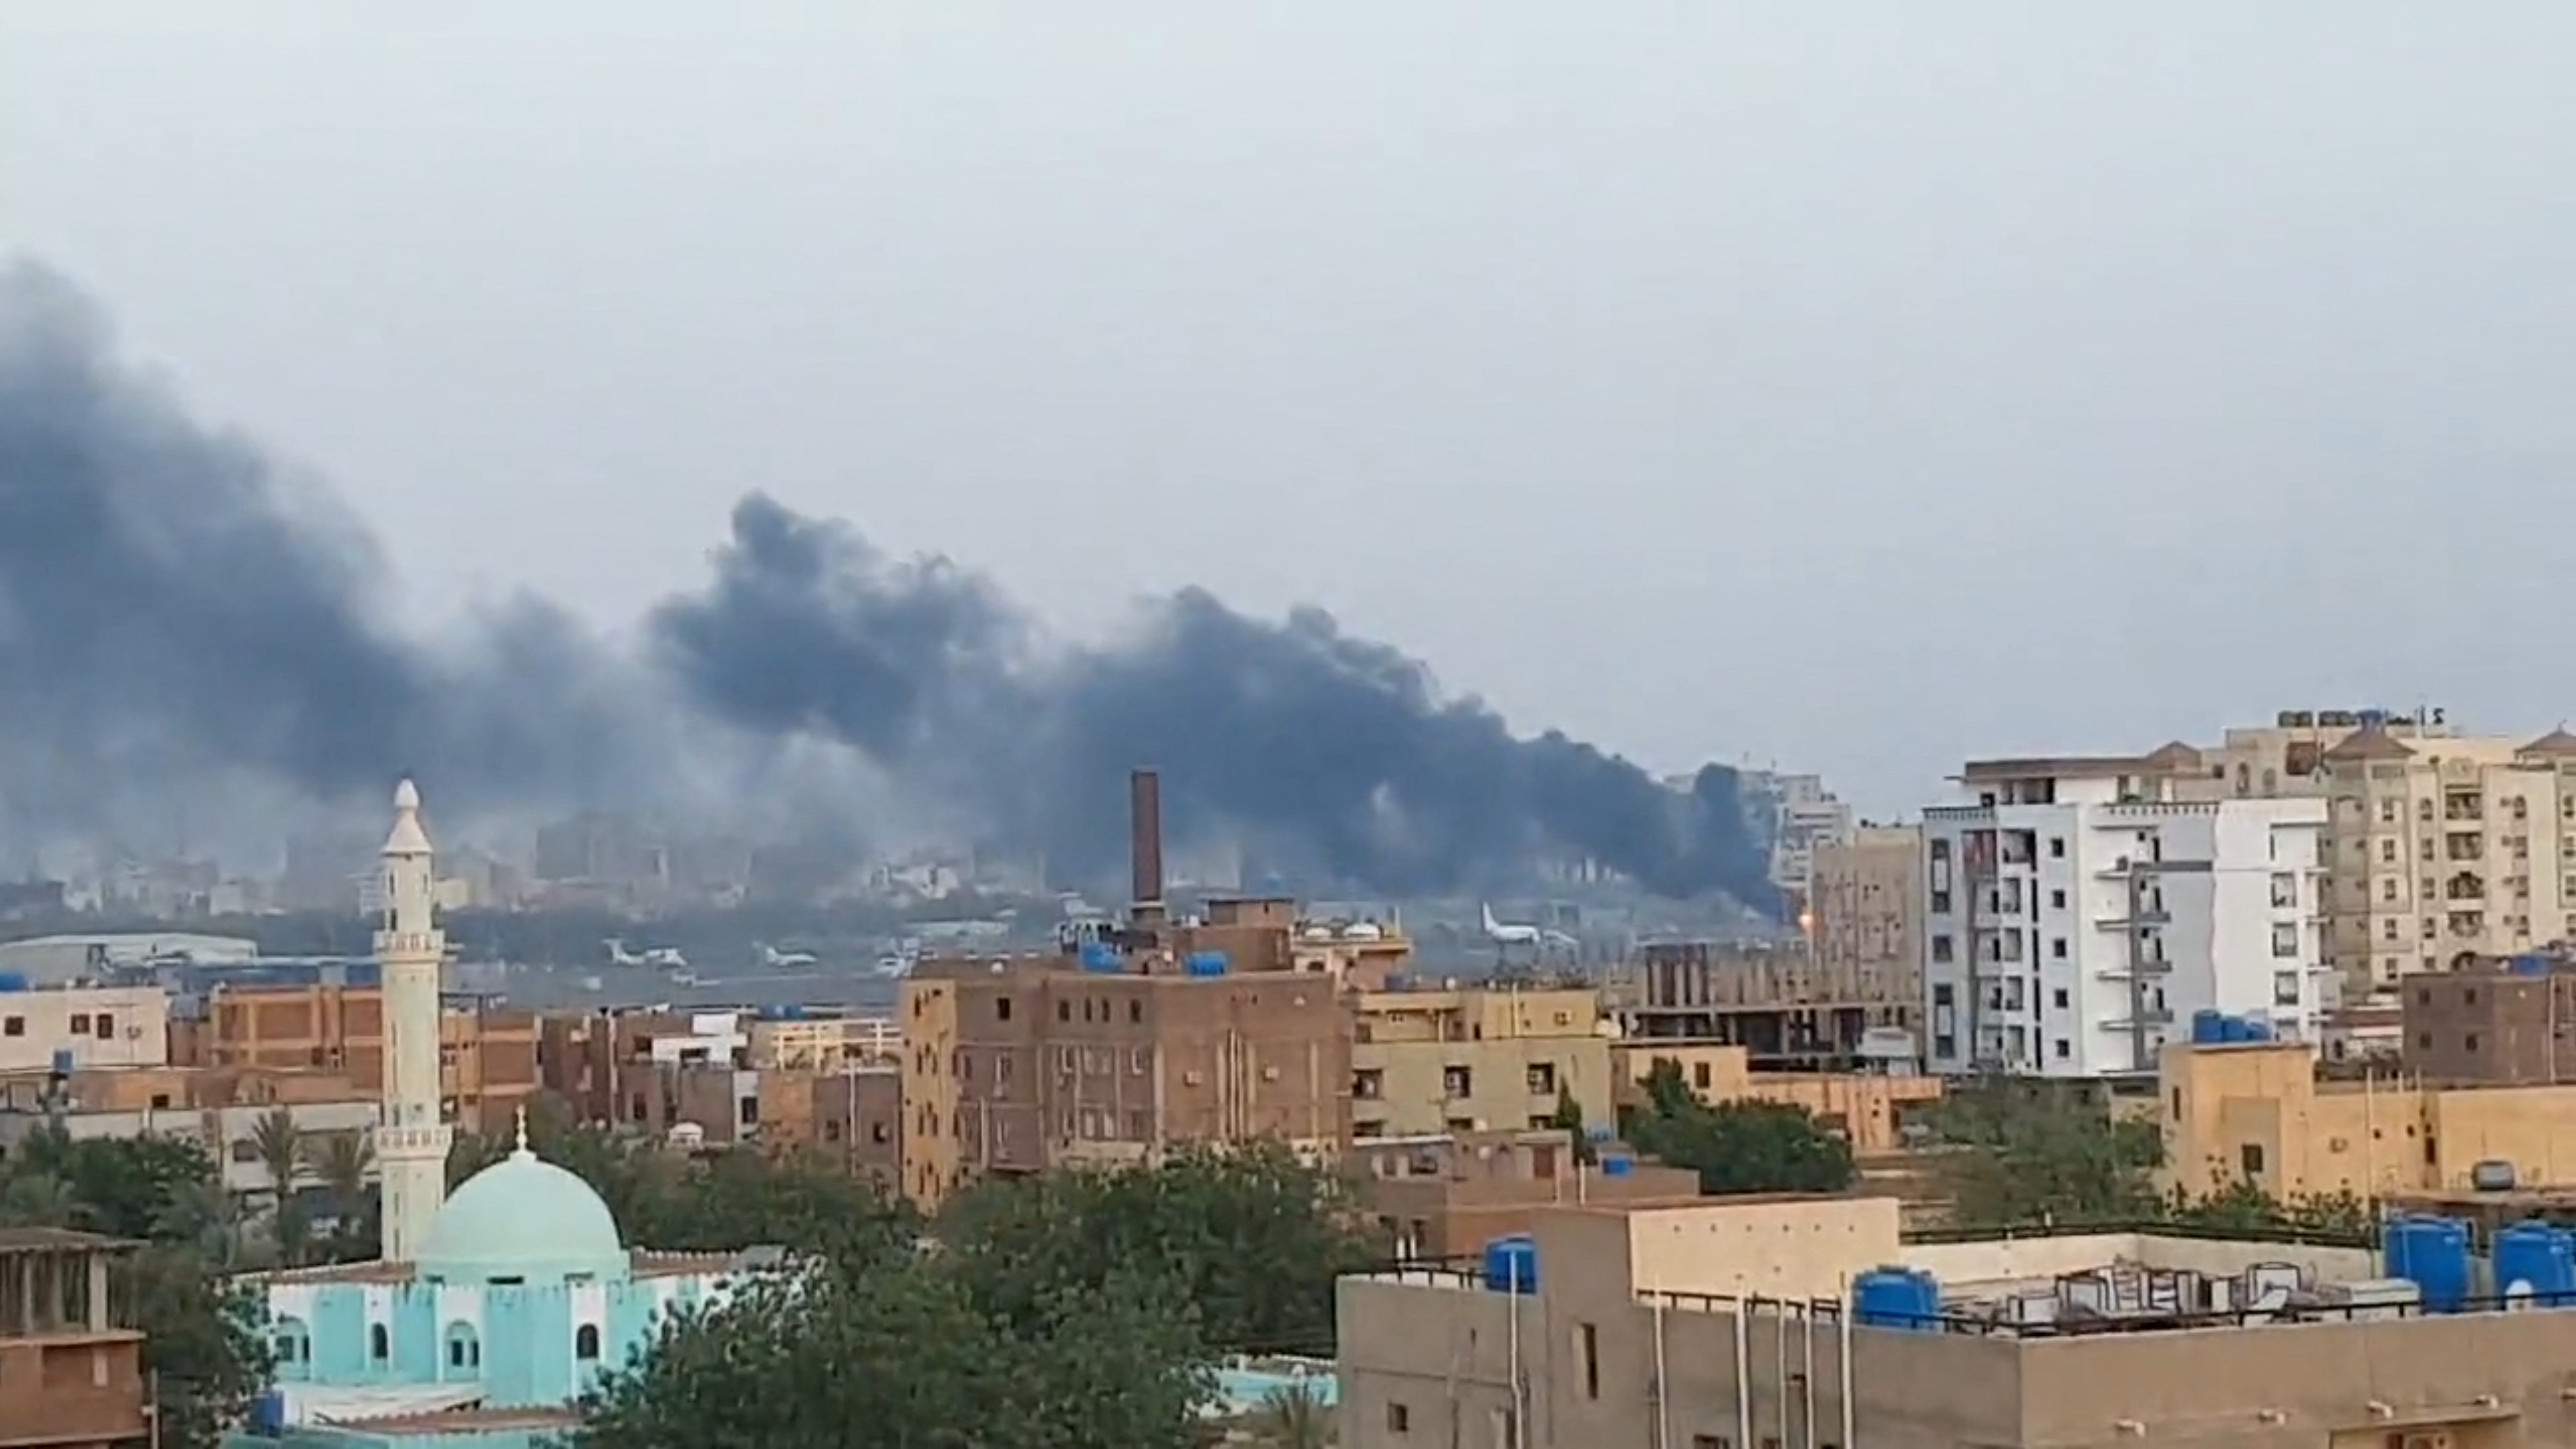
left=938, top=1141, right=1379, bottom=1358
left=0, top=1133, right=271, bottom=1449
left=574, top=1245, right=1208, bottom=1449
left=1921, top=1082, right=2164, bottom=1227
left=305, top=1130, right=377, bottom=1263
left=1547, top=1086, right=1596, bottom=1167
left=1622, top=1061, right=1857, bottom=1195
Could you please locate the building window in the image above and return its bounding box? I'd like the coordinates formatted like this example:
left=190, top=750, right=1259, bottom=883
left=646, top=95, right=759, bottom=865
left=1128, top=1000, right=1144, bottom=1024
left=2239, top=1143, right=2265, bottom=1177
left=1930, top=890, right=1952, bottom=914
left=1386, top=1403, right=1412, bottom=1434
left=1442, top=1066, right=1473, bottom=1098
left=1691, top=1060, right=1712, bottom=1090
left=69, top=1014, right=89, bottom=1034
left=2050, top=888, right=2066, bottom=908
left=1527, top=1063, right=1558, bottom=1096
left=2050, top=938, right=2067, bottom=960
left=1057, top=999, right=1072, bottom=1022
left=576, top=1324, right=602, bottom=1361
left=995, top=996, right=1013, bottom=1022
left=2271, top=923, right=2300, bottom=958
left=2051, top=988, right=2068, bottom=1009
left=2049, top=837, right=2065, bottom=858
left=369, top=1324, right=389, bottom=1361
left=1578, top=1320, right=1599, bottom=1399
left=444, top=1323, right=481, bottom=1370
left=2, top=1017, right=20, bottom=1037
left=1931, top=935, right=1954, bottom=963
left=2054, top=1039, right=2070, bottom=1058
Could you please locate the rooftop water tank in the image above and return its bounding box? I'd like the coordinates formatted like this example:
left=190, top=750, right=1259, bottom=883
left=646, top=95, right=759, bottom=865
left=1183, top=951, right=1230, bottom=978
left=1078, top=941, right=1122, bottom=973
left=2240, top=1018, right=2274, bottom=1043
left=48, top=1049, right=72, bottom=1076
left=1482, top=1235, right=1538, bottom=1295
left=2512, top=954, right=2553, bottom=977
left=2189, top=1009, right=2227, bottom=1045
left=1599, top=1155, right=1634, bottom=1178
left=0, top=972, right=30, bottom=993
left=2493, top=1221, right=2576, bottom=1308
left=1852, top=1266, right=1941, bottom=1331
left=2383, top=1215, right=2473, bottom=1313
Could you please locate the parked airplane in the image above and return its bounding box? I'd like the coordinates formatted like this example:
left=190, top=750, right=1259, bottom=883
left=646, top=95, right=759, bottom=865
left=757, top=942, right=819, bottom=968
left=603, top=937, right=688, bottom=969
left=1481, top=903, right=1542, bottom=949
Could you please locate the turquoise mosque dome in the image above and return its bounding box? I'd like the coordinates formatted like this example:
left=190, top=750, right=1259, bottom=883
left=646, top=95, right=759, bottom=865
left=416, top=1127, right=630, bottom=1285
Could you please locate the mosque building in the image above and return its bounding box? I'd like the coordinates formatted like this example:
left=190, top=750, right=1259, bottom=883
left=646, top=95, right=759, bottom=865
left=226, top=783, right=767, bottom=1449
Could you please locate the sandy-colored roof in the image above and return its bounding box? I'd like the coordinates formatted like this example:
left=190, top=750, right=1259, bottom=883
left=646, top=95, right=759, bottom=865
left=2321, top=726, right=2415, bottom=763
left=2520, top=727, right=2576, bottom=759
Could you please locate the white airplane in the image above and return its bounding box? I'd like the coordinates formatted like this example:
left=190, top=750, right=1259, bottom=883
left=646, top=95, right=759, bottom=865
left=1481, top=904, right=1542, bottom=949
left=757, top=943, right=819, bottom=969
left=603, top=938, right=688, bottom=969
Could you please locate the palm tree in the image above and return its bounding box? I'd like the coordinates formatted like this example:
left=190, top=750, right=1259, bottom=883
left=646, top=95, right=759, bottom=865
left=1249, top=1380, right=1336, bottom=1449
left=249, top=1107, right=305, bottom=1203
left=153, top=1177, right=249, bottom=1270
left=306, top=1131, right=377, bottom=1262
left=307, top=1131, right=375, bottom=1215
left=248, top=1107, right=312, bottom=1266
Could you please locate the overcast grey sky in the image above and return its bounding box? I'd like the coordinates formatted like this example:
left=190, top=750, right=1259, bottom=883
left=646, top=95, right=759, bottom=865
left=7, top=2, right=2573, bottom=814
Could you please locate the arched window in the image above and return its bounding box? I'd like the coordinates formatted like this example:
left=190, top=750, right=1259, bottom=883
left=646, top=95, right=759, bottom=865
left=443, top=1322, right=482, bottom=1372
left=272, top=1317, right=314, bottom=1380
left=575, top=1323, right=602, bottom=1361
left=369, top=1324, right=389, bottom=1362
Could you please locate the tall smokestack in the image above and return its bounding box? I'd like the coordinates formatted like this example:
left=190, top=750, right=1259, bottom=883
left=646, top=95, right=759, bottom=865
left=1130, top=767, right=1165, bottom=910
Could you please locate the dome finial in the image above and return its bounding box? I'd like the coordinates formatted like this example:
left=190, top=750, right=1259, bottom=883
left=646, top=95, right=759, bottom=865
left=513, top=1104, right=532, bottom=1158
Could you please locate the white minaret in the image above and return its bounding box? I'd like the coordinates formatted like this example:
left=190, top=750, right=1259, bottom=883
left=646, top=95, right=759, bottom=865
left=373, top=778, right=452, bottom=1262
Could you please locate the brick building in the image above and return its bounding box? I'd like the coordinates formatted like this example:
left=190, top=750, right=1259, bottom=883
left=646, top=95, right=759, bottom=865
left=184, top=984, right=537, bottom=1135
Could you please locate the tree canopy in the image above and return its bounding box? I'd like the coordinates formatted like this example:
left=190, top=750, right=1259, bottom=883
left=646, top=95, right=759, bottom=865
left=0, top=1131, right=270, bottom=1449
left=1622, top=1059, right=1857, bottom=1195
left=571, top=1140, right=1380, bottom=1449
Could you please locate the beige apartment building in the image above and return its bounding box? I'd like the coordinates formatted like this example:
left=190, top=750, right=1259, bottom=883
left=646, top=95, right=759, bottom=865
left=1806, top=825, right=1923, bottom=1033
left=0, top=985, right=168, bottom=1072
left=1340, top=1191, right=2576, bottom=1449
left=1352, top=986, right=1612, bottom=1140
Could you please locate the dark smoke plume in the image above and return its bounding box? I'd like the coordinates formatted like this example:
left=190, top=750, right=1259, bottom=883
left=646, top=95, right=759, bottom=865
left=0, top=261, right=1772, bottom=905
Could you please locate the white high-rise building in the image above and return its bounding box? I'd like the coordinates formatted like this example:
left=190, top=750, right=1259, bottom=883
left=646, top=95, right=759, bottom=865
left=1918, top=753, right=2328, bottom=1079
left=372, top=779, right=452, bottom=1261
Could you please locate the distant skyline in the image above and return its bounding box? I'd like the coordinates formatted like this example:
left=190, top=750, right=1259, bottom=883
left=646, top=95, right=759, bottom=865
left=8, top=3, right=2574, bottom=816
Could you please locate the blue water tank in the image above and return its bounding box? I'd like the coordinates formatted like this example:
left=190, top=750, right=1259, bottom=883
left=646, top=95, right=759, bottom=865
left=1599, top=1155, right=1634, bottom=1178
left=2494, top=1222, right=2576, bottom=1307
left=2383, top=1215, right=2474, bottom=1312
left=781, top=1004, right=807, bottom=1020
left=48, top=1049, right=72, bottom=1076
left=1482, top=1235, right=1538, bottom=1294
left=1078, top=941, right=1121, bottom=973
left=0, top=972, right=29, bottom=993
left=2514, top=954, right=2554, bottom=977
left=1183, top=951, right=1230, bottom=978
left=1851, top=1266, right=1942, bottom=1331
left=757, top=1005, right=786, bottom=1020
left=2240, top=1018, right=2273, bottom=1043
left=2190, top=1009, right=2227, bottom=1045
left=249, top=1390, right=287, bottom=1436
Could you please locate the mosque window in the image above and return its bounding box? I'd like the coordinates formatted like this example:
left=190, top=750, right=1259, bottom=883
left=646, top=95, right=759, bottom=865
left=444, top=1324, right=482, bottom=1370
left=369, top=1324, right=389, bottom=1361
left=576, top=1324, right=602, bottom=1360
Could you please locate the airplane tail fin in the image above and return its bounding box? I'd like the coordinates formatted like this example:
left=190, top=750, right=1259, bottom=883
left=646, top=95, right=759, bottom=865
left=1481, top=903, right=1498, bottom=933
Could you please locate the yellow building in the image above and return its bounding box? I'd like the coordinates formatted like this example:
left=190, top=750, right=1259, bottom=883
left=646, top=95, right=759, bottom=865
left=1351, top=986, right=1611, bottom=1139
left=2161, top=1036, right=2576, bottom=1199
left=1608, top=1041, right=1942, bottom=1153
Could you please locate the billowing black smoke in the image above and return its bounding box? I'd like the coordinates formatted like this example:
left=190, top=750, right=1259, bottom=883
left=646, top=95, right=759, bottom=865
left=0, top=261, right=1772, bottom=906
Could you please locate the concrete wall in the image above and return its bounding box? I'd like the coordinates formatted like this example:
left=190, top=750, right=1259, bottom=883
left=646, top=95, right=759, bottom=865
left=0, top=986, right=168, bottom=1072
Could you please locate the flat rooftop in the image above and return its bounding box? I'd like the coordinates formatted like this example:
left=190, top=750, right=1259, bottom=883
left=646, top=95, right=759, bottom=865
left=252, top=1248, right=744, bottom=1287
